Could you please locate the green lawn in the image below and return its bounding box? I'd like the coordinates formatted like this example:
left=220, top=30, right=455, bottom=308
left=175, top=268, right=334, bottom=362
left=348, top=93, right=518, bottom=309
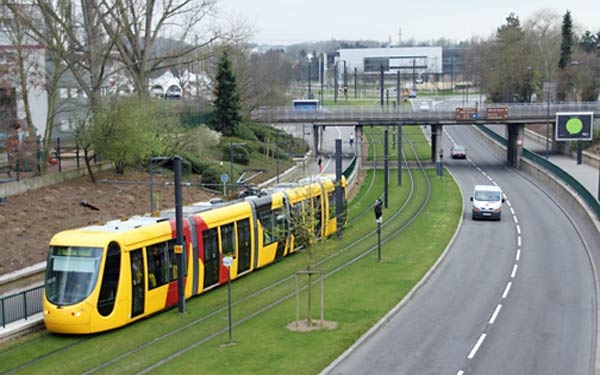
left=364, top=125, right=431, bottom=162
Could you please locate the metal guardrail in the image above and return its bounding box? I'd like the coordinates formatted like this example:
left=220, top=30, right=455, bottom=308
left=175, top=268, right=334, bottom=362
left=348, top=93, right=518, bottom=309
left=252, top=103, right=600, bottom=123
left=524, top=149, right=600, bottom=220
left=1, top=285, right=44, bottom=328
left=476, top=125, right=600, bottom=220
left=343, top=155, right=357, bottom=180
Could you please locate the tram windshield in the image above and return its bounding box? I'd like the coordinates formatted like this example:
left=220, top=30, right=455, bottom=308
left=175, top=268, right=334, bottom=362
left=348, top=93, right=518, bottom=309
left=45, top=246, right=103, bottom=306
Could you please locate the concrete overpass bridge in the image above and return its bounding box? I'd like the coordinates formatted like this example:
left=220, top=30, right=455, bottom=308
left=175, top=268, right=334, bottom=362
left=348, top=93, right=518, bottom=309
left=252, top=102, right=600, bottom=168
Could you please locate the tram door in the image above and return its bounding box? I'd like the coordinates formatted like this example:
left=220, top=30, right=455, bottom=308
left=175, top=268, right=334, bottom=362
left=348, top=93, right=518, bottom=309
left=130, top=250, right=144, bottom=317
left=202, top=228, right=219, bottom=288
left=237, top=219, right=251, bottom=273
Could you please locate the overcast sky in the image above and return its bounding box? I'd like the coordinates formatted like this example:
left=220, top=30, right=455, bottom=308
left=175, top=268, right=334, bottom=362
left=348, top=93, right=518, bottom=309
left=219, top=0, right=600, bottom=45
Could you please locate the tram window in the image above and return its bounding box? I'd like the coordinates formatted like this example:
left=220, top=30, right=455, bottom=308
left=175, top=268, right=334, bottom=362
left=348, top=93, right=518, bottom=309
left=146, top=239, right=176, bottom=289
left=203, top=228, right=219, bottom=261
left=237, top=218, right=251, bottom=252
left=275, top=208, right=288, bottom=238
left=221, top=223, right=236, bottom=257
left=131, top=250, right=144, bottom=317
left=259, top=210, right=275, bottom=245
left=98, top=242, right=121, bottom=316
left=328, top=192, right=336, bottom=219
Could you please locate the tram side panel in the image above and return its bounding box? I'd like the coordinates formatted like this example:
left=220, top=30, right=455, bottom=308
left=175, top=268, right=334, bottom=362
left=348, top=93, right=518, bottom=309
left=190, top=201, right=256, bottom=293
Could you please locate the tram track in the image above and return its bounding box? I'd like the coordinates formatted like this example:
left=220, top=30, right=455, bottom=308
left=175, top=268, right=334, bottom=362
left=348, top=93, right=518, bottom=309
left=1, top=136, right=432, bottom=375
left=122, top=138, right=432, bottom=375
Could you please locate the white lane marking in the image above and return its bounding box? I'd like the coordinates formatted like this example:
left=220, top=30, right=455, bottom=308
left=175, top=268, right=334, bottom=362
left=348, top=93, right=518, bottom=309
left=502, top=282, right=512, bottom=299
left=506, top=199, right=512, bottom=207
left=489, top=304, right=503, bottom=324
left=456, top=371, right=464, bottom=375
left=516, top=225, right=521, bottom=234
left=511, top=264, right=518, bottom=278
left=513, top=216, right=518, bottom=224
left=510, top=207, right=515, bottom=215
left=468, top=333, right=487, bottom=359
left=516, top=249, right=521, bottom=261
left=517, top=236, right=522, bottom=247
left=487, top=175, right=494, bottom=182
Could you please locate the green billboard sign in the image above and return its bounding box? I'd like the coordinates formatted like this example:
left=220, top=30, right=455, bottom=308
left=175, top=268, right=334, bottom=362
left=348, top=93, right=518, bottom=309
left=555, top=112, right=594, bottom=141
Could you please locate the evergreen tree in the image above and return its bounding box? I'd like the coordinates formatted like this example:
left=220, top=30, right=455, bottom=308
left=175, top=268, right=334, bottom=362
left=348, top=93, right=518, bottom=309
left=210, top=51, right=241, bottom=137
left=557, top=11, right=575, bottom=101
left=490, top=13, right=531, bottom=102
left=558, top=11, right=574, bottom=70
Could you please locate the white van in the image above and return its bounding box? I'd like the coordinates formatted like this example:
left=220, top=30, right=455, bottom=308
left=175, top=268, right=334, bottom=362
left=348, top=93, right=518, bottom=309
left=470, top=185, right=505, bottom=220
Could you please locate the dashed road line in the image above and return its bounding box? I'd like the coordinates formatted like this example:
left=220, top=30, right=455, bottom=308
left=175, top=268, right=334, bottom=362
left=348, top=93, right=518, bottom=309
left=489, top=304, right=503, bottom=324
left=502, top=281, right=512, bottom=299
left=468, top=333, right=487, bottom=359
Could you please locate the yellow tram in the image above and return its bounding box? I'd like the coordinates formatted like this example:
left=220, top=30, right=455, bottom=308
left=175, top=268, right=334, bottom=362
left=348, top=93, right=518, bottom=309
left=43, top=176, right=346, bottom=334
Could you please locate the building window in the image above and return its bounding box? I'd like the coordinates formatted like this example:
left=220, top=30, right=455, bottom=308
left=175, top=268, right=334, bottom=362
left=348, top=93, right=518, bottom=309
left=364, top=57, right=389, bottom=72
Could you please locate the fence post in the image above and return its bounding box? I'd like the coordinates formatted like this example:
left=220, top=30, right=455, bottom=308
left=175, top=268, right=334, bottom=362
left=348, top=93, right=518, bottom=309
left=22, top=291, right=28, bottom=321
left=1, top=298, right=5, bottom=328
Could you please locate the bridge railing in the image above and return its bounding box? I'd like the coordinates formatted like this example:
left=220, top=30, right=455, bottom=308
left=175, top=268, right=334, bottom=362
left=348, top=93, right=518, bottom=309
left=524, top=150, right=600, bottom=220
left=252, top=102, right=600, bottom=123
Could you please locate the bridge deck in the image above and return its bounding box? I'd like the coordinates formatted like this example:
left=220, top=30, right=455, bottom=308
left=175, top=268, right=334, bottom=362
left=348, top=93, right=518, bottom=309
left=252, top=103, right=599, bottom=126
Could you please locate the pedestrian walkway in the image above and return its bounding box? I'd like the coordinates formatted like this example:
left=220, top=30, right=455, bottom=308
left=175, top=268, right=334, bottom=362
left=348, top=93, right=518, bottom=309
left=522, top=130, right=599, bottom=202
left=486, top=124, right=600, bottom=204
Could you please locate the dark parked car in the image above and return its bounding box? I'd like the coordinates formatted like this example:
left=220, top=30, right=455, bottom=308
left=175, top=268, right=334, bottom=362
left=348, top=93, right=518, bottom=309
left=450, top=145, right=467, bottom=159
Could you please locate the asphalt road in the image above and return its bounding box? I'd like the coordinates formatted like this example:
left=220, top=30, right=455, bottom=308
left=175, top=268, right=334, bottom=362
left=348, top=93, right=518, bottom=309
left=324, top=119, right=597, bottom=374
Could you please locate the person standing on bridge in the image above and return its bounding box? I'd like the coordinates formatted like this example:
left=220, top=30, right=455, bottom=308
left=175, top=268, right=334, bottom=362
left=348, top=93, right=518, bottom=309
left=349, top=133, right=354, bottom=147
left=317, top=156, right=323, bottom=173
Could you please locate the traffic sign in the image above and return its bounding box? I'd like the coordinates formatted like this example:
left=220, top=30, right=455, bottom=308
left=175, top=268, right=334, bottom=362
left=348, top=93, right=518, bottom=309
left=555, top=112, right=594, bottom=141
left=486, top=107, right=509, bottom=120
left=221, top=174, right=228, bottom=183
left=455, top=107, right=478, bottom=121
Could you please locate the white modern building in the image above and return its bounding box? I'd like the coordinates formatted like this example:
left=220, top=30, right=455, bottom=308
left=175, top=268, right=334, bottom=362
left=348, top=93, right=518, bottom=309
left=336, top=47, right=443, bottom=76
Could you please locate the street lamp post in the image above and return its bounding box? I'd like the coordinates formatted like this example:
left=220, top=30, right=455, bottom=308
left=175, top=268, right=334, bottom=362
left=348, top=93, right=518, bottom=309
left=570, top=60, right=582, bottom=164
left=545, top=71, right=551, bottom=159
left=307, top=53, right=313, bottom=99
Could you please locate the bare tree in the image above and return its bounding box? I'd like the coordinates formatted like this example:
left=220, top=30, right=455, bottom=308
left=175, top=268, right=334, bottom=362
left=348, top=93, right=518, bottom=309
left=4, top=0, right=117, bottom=181
left=95, top=0, right=246, bottom=96
left=233, top=48, right=294, bottom=112
left=523, top=9, right=562, bottom=102
left=467, top=10, right=562, bottom=104
left=0, top=3, right=48, bottom=144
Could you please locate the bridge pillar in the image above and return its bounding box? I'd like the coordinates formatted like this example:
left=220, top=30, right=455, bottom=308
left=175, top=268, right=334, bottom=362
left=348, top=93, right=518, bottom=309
left=431, top=124, right=443, bottom=163
left=313, top=124, right=319, bottom=154
left=506, top=123, right=524, bottom=168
